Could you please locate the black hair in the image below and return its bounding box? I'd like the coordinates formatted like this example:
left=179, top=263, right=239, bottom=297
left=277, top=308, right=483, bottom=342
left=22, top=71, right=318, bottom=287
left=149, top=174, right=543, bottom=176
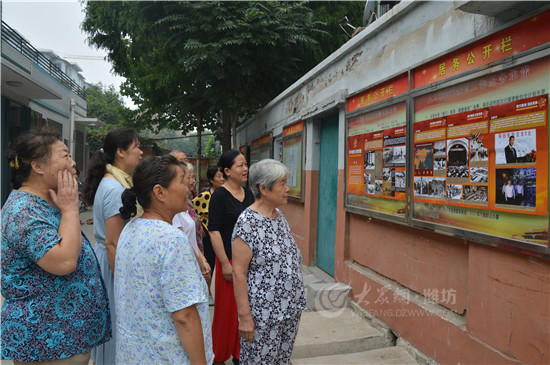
left=207, top=165, right=221, bottom=182
left=6, top=129, right=61, bottom=186
left=218, top=150, right=242, bottom=179
left=509, top=135, right=515, bottom=141
left=119, top=155, right=183, bottom=220
left=83, top=127, right=139, bottom=205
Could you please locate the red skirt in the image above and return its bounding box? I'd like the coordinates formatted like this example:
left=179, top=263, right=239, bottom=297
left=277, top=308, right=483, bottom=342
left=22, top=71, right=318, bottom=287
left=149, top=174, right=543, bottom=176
left=212, top=257, right=240, bottom=362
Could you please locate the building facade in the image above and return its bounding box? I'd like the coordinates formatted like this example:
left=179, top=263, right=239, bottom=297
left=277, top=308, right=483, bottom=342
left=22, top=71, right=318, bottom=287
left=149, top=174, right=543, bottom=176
left=236, top=2, right=549, bottom=363
left=1, top=20, right=98, bottom=204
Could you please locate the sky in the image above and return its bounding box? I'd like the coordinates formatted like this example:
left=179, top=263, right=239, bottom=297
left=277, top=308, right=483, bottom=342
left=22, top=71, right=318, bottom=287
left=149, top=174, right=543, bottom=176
left=1, top=0, right=135, bottom=108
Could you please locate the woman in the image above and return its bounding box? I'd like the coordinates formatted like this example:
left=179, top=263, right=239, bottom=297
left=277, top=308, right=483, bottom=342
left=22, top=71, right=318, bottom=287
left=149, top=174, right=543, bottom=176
left=83, top=127, right=142, bottom=365
left=173, top=162, right=211, bottom=281
left=193, top=166, right=226, bottom=304
left=1, top=130, right=111, bottom=364
left=115, top=155, right=212, bottom=364
left=232, top=159, right=306, bottom=365
left=209, top=150, right=254, bottom=365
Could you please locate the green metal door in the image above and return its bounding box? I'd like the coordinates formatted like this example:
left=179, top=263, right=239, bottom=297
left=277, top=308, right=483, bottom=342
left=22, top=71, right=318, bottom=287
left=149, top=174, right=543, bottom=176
left=316, top=115, right=339, bottom=276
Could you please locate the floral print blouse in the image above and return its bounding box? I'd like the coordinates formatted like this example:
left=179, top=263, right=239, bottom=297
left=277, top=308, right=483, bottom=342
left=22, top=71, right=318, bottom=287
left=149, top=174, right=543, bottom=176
left=1, top=190, right=111, bottom=361
left=232, top=208, right=306, bottom=327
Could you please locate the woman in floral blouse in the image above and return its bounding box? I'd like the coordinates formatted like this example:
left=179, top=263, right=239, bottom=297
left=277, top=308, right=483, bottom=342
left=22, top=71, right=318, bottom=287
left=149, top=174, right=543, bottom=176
left=232, top=159, right=306, bottom=365
left=1, top=129, right=111, bottom=364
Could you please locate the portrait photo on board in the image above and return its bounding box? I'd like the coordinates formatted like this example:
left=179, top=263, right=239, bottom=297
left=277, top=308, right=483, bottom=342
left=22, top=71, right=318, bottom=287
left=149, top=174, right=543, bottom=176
left=495, top=129, right=537, bottom=165
left=433, top=140, right=446, bottom=157
left=395, top=170, right=406, bottom=193
left=495, top=168, right=536, bottom=208
left=414, top=176, right=429, bottom=197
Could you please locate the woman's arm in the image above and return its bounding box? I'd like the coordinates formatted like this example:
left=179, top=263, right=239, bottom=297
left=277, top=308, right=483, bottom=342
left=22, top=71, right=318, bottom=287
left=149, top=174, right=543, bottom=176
left=172, top=305, right=207, bottom=365
left=232, top=237, right=254, bottom=342
left=105, top=214, right=125, bottom=274
left=209, top=230, right=232, bottom=281
left=37, top=170, right=82, bottom=275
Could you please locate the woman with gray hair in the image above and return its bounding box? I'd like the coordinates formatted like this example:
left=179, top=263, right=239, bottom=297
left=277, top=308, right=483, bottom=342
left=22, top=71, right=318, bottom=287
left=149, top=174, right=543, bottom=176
left=232, top=159, right=306, bottom=365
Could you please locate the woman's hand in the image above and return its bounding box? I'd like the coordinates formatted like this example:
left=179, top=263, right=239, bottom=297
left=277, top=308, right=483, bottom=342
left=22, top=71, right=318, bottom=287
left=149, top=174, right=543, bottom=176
left=199, top=260, right=211, bottom=281
left=49, top=169, right=79, bottom=213
left=238, top=315, right=255, bottom=343
left=221, top=261, right=233, bottom=281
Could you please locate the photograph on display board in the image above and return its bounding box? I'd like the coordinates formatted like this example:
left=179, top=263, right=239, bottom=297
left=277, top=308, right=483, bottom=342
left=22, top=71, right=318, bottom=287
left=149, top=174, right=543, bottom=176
left=367, top=184, right=375, bottom=195
left=383, top=181, right=395, bottom=197
left=429, top=178, right=446, bottom=199
left=364, top=150, right=376, bottom=170
left=495, top=129, right=537, bottom=165
left=364, top=172, right=373, bottom=185
left=433, top=140, right=446, bottom=157
left=463, top=185, right=488, bottom=204
left=383, top=168, right=395, bottom=183
left=446, top=138, right=469, bottom=183
left=375, top=179, right=383, bottom=194
left=414, top=144, right=434, bottom=176
left=414, top=176, right=429, bottom=197
left=434, top=157, right=446, bottom=175
left=495, top=168, right=537, bottom=209
left=447, top=184, right=462, bottom=201
left=375, top=150, right=384, bottom=179
left=469, top=130, right=489, bottom=166
left=470, top=167, right=489, bottom=184
left=395, top=170, right=406, bottom=192
left=383, top=145, right=406, bottom=167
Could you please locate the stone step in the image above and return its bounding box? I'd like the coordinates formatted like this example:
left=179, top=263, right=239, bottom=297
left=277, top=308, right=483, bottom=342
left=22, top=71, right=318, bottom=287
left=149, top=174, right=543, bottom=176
left=292, top=308, right=394, bottom=360
left=292, top=346, right=419, bottom=364
left=305, top=282, right=352, bottom=311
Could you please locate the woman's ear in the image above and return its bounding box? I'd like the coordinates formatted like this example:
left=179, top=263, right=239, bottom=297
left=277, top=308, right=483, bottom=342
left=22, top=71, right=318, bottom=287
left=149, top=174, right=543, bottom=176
left=224, top=167, right=230, bottom=178
left=30, top=160, right=44, bottom=176
left=259, top=184, right=268, bottom=197
left=116, top=147, right=125, bottom=160
left=151, top=184, right=165, bottom=201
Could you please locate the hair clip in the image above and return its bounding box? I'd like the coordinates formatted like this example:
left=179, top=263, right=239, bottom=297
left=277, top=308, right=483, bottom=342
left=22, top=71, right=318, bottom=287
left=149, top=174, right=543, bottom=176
left=100, top=148, right=105, bottom=154
left=9, top=156, right=19, bottom=170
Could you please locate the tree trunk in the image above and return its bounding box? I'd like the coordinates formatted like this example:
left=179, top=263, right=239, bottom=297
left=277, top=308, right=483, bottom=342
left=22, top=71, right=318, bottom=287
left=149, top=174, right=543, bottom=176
left=220, top=109, right=232, bottom=151
left=196, top=116, right=203, bottom=188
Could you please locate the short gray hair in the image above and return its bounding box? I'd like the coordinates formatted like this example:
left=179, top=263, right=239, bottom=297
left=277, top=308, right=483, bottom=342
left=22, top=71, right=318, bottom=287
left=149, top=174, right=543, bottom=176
left=185, top=162, right=194, bottom=171
left=249, top=159, right=290, bottom=198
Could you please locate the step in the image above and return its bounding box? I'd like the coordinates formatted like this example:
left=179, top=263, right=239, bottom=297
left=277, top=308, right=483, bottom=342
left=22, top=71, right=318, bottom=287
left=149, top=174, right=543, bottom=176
left=305, top=282, right=352, bottom=311
left=292, top=346, right=419, bottom=364
left=291, top=308, right=393, bottom=360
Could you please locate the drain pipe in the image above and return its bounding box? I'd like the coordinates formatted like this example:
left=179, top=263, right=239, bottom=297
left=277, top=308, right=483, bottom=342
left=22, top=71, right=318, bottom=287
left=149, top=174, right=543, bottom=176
left=69, top=98, right=75, bottom=158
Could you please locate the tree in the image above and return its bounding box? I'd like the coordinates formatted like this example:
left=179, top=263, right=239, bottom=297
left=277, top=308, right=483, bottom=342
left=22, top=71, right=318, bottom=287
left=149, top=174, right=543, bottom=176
left=85, top=82, right=127, bottom=124
left=82, top=2, right=364, bottom=150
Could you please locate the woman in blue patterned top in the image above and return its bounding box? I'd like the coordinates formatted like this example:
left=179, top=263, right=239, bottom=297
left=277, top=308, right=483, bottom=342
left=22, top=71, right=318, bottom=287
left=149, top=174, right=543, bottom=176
left=115, top=155, right=213, bottom=364
left=1, top=130, right=111, bottom=364
left=232, top=159, right=306, bottom=365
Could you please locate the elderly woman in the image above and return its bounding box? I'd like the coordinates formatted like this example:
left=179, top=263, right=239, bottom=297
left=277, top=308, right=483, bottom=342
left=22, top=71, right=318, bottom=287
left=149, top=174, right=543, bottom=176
left=114, top=155, right=213, bottom=364
left=1, top=130, right=111, bottom=364
left=83, top=127, right=142, bottom=365
left=172, top=162, right=211, bottom=281
left=232, top=159, right=306, bottom=365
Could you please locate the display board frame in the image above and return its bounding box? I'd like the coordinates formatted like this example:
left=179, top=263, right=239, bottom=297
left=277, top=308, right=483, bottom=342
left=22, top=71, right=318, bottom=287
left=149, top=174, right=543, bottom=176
left=345, top=48, right=550, bottom=257
left=282, top=120, right=305, bottom=201
left=345, top=95, right=410, bottom=224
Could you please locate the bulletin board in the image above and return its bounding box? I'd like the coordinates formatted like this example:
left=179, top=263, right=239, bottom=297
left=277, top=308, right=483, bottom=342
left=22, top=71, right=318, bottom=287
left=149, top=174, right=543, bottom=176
left=250, top=133, right=271, bottom=165
left=412, top=57, right=549, bottom=247
left=282, top=120, right=304, bottom=200
left=346, top=102, right=408, bottom=218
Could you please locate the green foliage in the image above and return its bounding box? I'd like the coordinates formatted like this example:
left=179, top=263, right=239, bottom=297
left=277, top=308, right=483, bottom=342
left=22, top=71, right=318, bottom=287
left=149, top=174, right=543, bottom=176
left=204, top=135, right=222, bottom=158
left=86, top=82, right=127, bottom=124
left=86, top=124, right=119, bottom=154
left=82, top=2, right=366, bottom=151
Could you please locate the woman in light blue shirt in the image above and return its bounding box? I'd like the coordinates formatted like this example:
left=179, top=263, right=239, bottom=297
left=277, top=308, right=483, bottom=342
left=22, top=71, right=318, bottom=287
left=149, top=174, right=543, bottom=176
left=115, top=155, right=213, bottom=364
